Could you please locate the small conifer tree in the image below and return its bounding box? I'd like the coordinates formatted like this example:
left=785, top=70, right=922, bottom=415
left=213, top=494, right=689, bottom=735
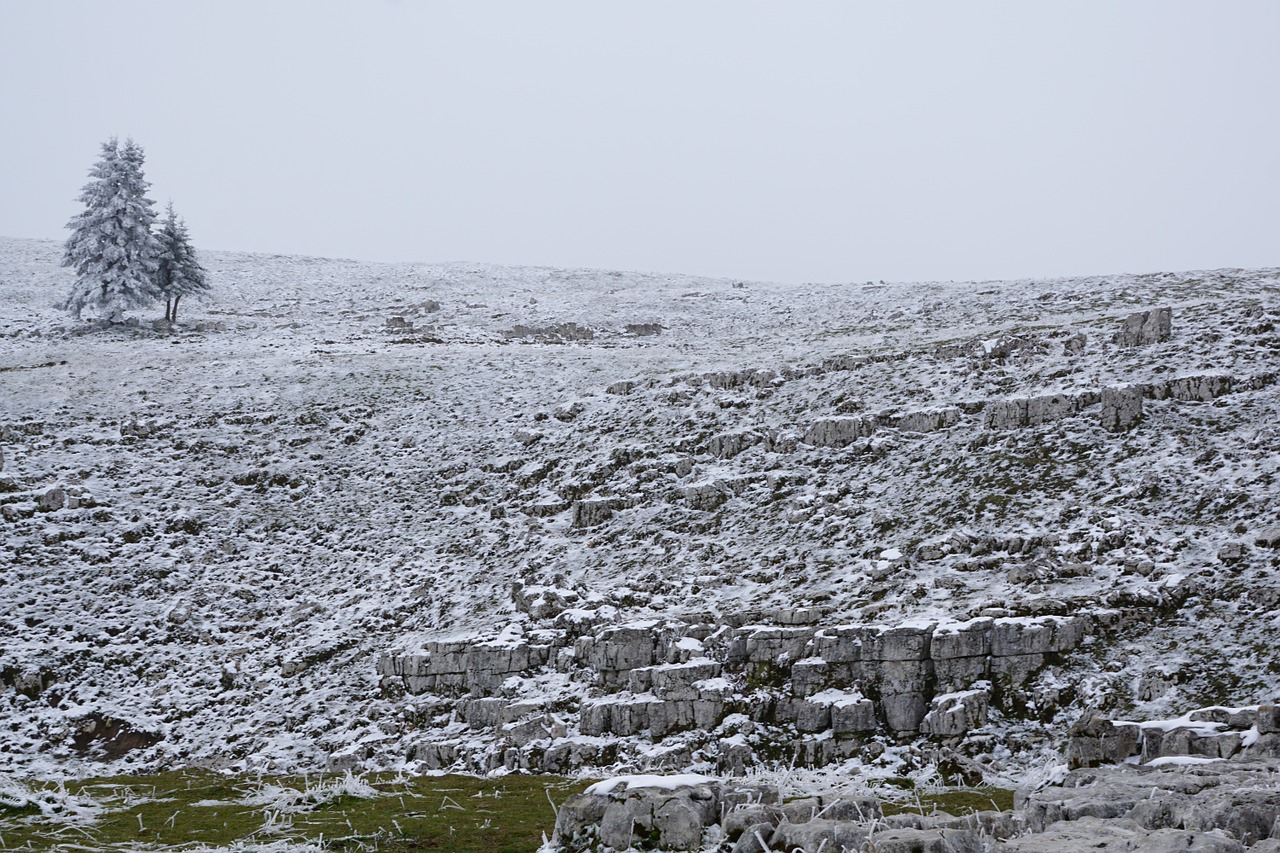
left=61, top=138, right=161, bottom=320
left=154, top=202, right=211, bottom=322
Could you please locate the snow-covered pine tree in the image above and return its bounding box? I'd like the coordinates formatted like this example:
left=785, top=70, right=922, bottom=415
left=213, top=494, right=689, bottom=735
left=154, top=202, right=211, bottom=323
left=61, top=138, right=161, bottom=321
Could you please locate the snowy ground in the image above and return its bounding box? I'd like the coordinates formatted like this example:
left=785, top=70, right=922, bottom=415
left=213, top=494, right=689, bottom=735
left=1, top=234, right=1278, bottom=779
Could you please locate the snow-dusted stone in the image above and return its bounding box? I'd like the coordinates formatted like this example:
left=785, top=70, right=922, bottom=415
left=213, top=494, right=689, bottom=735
left=37, top=485, right=66, bottom=512
left=888, top=407, right=962, bottom=433
left=769, top=819, right=872, bottom=852
left=824, top=692, right=877, bottom=734
left=1153, top=374, right=1234, bottom=402
left=932, top=619, right=993, bottom=660
left=984, top=398, right=1029, bottom=429
left=1026, top=393, right=1084, bottom=426
left=793, top=698, right=832, bottom=733
left=986, top=392, right=1094, bottom=429
left=996, top=817, right=1245, bottom=852
left=860, top=623, right=935, bottom=661
left=991, top=616, right=1084, bottom=656
left=934, top=655, right=991, bottom=693
left=881, top=692, right=930, bottom=733
left=861, top=828, right=982, bottom=852
left=591, top=623, right=659, bottom=684
left=920, top=689, right=990, bottom=737
left=606, top=380, right=636, bottom=395
left=1255, top=528, right=1280, bottom=549
left=557, top=776, right=720, bottom=852
left=648, top=699, right=698, bottom=737
left=1258, top=705, right=1280, bottom=734
left=790, top=658, right=829, bottom=696
left=1217, top=541, right=1246, bottom=562
left=811, top=626, right=864, bottom=664
left=1114, top=306, right=1173, bottom=347
left=571, top=498, right=615, bottom=528
left=738, top=626, right=815, bottom=667
left=465, top=640, right=532, bottom=695
left=1100, top=385, right=1143, bottom=432
left=682, top=481, right=732, bottom=510
left=1022, top=760, right=1280, bottom=846
left=649, top=659, right=723, bottom=700
left=802, top=416, right=875, bottom=447
left=1065, top=715, right=1141, bottom=768
left=706, top=431, right=761, bottom=459
left=874, top=660, right=933, bottom=695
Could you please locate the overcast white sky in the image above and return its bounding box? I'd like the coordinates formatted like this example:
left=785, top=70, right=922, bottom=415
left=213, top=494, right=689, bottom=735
left=2, top=1, right=1277, bottom=284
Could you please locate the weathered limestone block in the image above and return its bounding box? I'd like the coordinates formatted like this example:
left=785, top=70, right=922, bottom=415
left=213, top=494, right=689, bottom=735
left=740, top=626, right=815, bottom=667
left=871, top=660, right=934, bottom=697
left=933, top=656, right=991, bottom=693
left=986, top=392, right=1096, bottom=430
left=605, top=380, right=636, bottom=395
left=1101, top=384, right=1143, bottom=432
left=648, top=700, right=697, bottom=737
left=889, top=407, right=962, bottom=433
left=427, top=640, right=471, bottom=675
left=860, top=624, right=935, bottom=661
left=571, top=498, right=616, bottom=529
left=921, top=689, right=990, bottom=737
left=1026, top=393, right=1082, bottom=426
left=1140, top=726, right=1242, bottom=764
left=1115, top=306, right=1172, bottom=347
left=1164, top=374, right=1234, bottom=402
left=827, top=694, right=877, bottom=734
left=592, top=623, right=659, bottom=684
left=983, top=399, right=1029, bottom=430
left=650, top=659, right=723, bottom=701
left=862, top=828, right=983, bottom=852
left=555, top=777, right=721, bottom=852
left=932, top=619, right=992, bottom=659
left=707, top=431, right=761, bottom=459
left=997, top=817, right=1244, bottom=852
left=810, top=626, right=864, bottom=664
left=882, top=693, right=931, bottom=733
left=991, top=616, right=1085, bottom=657
left=1258, top=705, right=1280, bottom=733
left=461, top=697, right=507, bottom=729
left=790, top=658, right=830, bottom=697
left=794, top=699, right=832, bottom=733
left=1256, top=529, right=1280, bottom=550
left=597, top=780, right=720, bottom=852
left=769, top=819, right=872, bottom=853
left=465, top=642, right=531, bottom=695
left=802, top=416, right=875, bottom=447
left=1066, top=715, right=1142, bottom=768
left=682, top=481, right=732, bottom=510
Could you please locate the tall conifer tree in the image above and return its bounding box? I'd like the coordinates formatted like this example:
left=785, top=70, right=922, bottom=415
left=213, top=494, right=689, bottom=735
left=61, top=138, right=161, bottom=320
left=154, top=202, right=211, bottom=322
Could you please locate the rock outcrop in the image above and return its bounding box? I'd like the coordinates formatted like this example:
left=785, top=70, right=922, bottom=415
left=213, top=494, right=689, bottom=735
left=1115, top=307, right=1173, bottom=347
left=550, top=759, right=1280, bottom=852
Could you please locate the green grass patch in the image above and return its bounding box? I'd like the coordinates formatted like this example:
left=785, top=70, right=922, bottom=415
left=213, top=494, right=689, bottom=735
left=0, top=771, right=581, bottom=852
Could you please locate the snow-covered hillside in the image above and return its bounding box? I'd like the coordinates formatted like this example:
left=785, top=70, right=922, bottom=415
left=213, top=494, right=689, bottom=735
left=1, top=234, right=1277, bottom=780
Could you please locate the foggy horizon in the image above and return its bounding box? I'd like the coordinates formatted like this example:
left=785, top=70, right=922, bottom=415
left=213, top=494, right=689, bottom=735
left=3, top=1, right=1278, bottom=285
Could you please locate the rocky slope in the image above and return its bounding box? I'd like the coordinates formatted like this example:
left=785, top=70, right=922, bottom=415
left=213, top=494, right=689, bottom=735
left=0, top=235, right=1278, bottom=785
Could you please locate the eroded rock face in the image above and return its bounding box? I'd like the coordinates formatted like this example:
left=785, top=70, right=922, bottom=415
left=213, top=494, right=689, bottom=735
left=1100, top=384, right=1143, bottom=432
left=1021, top=760, right=1280, bottom=848
left=553, top=777, right=721, bottom=852
left=1115, top=307, right=1173, bottom=347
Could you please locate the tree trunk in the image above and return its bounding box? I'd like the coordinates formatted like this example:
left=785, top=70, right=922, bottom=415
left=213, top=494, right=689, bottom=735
left=172, top=295, right=181, bottom=323
left=165, top=298, right=172, bottom=322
